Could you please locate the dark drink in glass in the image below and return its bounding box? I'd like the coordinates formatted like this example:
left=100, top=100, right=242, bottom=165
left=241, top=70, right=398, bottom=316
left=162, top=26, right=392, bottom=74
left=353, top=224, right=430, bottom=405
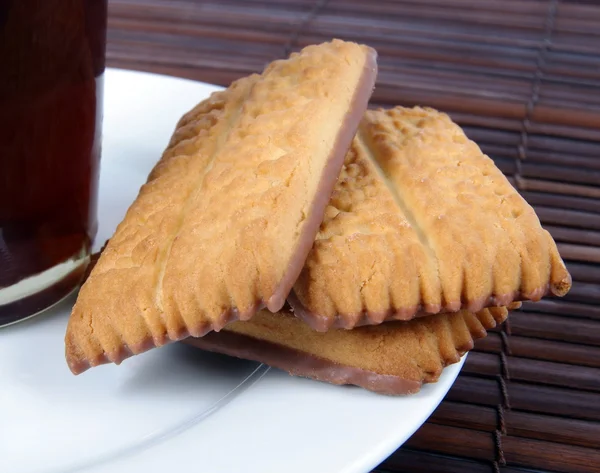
left=0, top=0, right=107, bottom=326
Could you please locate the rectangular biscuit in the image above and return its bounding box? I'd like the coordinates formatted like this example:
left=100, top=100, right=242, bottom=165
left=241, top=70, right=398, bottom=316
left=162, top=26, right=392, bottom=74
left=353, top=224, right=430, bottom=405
left=290, top=106, right=571, bottom=331
left=185, top=305, right=513, bottom=395
left=65, top=40, right=378, bottom=374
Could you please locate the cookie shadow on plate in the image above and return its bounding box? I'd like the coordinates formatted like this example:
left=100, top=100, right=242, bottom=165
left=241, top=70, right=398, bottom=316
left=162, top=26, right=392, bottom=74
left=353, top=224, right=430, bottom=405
left=117, top=343, right=262, bottom=397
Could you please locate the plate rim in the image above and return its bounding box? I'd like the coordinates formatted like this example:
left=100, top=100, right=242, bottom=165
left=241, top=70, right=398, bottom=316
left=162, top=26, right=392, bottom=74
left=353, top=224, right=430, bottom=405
left=2, top=67, right=467, bottom=473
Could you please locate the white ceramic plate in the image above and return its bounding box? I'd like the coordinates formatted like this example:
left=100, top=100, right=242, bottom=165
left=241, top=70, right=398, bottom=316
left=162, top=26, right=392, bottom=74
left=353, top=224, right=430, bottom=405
left=0, top=69, right=465, bottom=473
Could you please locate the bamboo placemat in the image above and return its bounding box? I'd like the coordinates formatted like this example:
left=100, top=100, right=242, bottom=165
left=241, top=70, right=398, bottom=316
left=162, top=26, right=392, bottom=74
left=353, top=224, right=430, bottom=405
left=106, top=1, right=600, bottom=472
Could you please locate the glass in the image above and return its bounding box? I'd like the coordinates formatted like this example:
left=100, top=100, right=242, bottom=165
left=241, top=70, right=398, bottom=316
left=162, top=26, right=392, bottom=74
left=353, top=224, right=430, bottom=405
left=0, top=0, right=107, bottom=326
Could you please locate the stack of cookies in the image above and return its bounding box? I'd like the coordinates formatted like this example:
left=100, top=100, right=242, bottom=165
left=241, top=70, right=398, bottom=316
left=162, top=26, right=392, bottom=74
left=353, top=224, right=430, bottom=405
left=65, top=40, right=571, bottom=395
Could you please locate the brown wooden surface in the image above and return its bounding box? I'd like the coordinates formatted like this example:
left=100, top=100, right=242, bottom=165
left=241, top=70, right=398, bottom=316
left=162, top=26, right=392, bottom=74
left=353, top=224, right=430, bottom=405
left=105, top=1, right=600, bottom=472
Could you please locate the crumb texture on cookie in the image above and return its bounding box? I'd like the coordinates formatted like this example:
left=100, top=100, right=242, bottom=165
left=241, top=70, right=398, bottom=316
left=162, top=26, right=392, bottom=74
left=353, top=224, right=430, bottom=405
left=65, top=40, right=377, bottom=374
left=291, top=106, right=571, bottom=330
left=187, top=306, right=509, bottom=395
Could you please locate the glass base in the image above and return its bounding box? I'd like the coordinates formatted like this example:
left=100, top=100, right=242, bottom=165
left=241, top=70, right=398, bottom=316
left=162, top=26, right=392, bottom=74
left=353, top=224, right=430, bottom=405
left=0, top=248, right=89, bottom=327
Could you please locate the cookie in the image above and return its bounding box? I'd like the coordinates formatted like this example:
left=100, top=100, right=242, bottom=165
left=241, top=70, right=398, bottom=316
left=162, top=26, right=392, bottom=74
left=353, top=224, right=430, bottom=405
left=65, top=40, right=378, bottom=374
left=186, top=305, right=513, bottom=395
left=290, top=106, right=571, bottom=331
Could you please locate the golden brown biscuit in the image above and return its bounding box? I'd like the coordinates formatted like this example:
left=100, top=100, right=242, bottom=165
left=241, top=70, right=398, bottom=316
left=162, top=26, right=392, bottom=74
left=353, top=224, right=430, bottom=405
left=65, top=40, right=378, bottom=374
left=186, top=305, right=513, bottom=395
left=290, top=106, right=571, bottom=331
